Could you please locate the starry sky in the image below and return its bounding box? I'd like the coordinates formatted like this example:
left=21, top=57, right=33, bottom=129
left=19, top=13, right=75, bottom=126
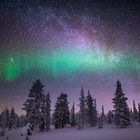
left=0, top=0, right=140, bottom=114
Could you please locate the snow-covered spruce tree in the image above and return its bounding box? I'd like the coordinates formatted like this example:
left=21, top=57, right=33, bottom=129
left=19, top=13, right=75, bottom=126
left=79, top=87, right=86, bottom=128
left=129, top=109, right=133, bottom=123
left=93, top=99, right=98, bottom=126
left=102, top=105, right=107, bottom=124
left=98, top=106, right=104, bottom=128
left=76, top=112, right=81, bottom=130
left=8, top=107, right=18, bottom=129
left=43, top=92, right=51, bottom=131
left=53, top=93, right=70, bottom=129
left=86, top=90, right=96, bottom=127
left=1, top=107, right=10, bottom=129
left=17, top=115, right=26, bottom=127
left=23, top=79, right=45, bottom=130
left=39, top=91, right=49, bottom=131
left=112, top=81, right=131, bottom=128
left=101, top=105, right=106, bottom=124
left=138, top=104, right=140, bottom=124
left=132, top=100, right=138, bottom=124
left=70, top=103, right=76, bottom=127
left=107, top=110, right=114, bottom=124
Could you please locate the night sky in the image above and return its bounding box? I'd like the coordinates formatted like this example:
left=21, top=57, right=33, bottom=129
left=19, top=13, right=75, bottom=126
left=0, top=0, right=140, bottom=114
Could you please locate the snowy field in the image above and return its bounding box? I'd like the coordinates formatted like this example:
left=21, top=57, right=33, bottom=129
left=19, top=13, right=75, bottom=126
left=0, top=125, right=140, bottom=140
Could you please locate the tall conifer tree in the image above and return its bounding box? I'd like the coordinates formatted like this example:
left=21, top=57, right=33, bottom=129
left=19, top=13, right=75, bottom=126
left=112, top=81, right=130, bottom=128
left=23, top=79, right=45, bottom=130
left=70, top=103, right=76, bottom=127
left=79, top=87, right=86, bottom=128
left=53, top=93, right=70, bottom=129
left=45, top=92, right=51, bottom=130
left=132, top=100, right=138, bottom=123
left=138, top=104, right=140, bottom=124
left=86, top=90, right=96, bottom=127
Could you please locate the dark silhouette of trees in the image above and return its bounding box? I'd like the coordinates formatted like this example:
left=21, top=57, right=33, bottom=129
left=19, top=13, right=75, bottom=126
left=53, top=93, right=70, bottom=129
left=86, top=90, right=97, bottom=127
left=23, top=79, right=51, bottom=131
left=112, top=81, right=131, bottom=128
left=70, top=103, right=76, bottom=127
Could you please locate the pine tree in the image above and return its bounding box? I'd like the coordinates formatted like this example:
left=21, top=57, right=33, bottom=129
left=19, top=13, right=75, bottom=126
left=44, top=92, right=51, bottom=130
left=76, top=112, right=81, bottom=130
left=17, top=115, right=26, bottom=127
left=79, top=87, right=86, bottom=128
left=112, top=81, right=131, bottom=128
left=132, top=100, right=138, bottom=124
left=86, top=90, right=96, bottom=127
left=70, top=103, right=76, bottom=127
left=53, top=93, right=70, bottom=129
left=138, top=104, right=140, bottom=124
left=98, top=106, right=104, bottom=128
left=23, top=79, right=45, bottom=130
left=39, top=92, right=46, bottom=131
left=93, top=99, right=98, bottom=126
left=9, top=107, right=18, bottom=129
left=107, top=110, right=114, bottom=124
left=1, top=107, right=10, bottom=129
left=129, top=109, right=133, bottom=124
left=101, top=105, right=106, bottom=124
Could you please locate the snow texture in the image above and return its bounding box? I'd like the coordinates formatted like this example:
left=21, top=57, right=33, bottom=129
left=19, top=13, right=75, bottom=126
left=21, top=123, right=32, bottom=136
left=0, top=125, right=140, bottom=140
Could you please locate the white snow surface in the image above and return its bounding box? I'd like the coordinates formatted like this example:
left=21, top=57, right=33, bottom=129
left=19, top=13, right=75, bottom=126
left=21, top=123, right=32, bottom=136
left=0, top=125, right=140, bottom=140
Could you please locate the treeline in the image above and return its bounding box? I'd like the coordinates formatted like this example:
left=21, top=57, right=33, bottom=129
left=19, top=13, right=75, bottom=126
left=0, top=80, right=140, bottom=131
left=22, top=80, right=98, bottom=131
left=0, top=107, right=26, bottom=129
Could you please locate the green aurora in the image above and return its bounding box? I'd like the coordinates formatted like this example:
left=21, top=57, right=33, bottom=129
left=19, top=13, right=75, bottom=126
left=0, top=48, right=140, bottom=81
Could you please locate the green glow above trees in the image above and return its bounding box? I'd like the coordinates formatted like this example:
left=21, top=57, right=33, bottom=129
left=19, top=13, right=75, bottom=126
left=0, top=48, right=139, bottom=81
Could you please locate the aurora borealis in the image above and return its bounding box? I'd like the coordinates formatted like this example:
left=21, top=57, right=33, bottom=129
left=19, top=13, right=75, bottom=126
left=0, top=0, right=140, bottom=114
left=1, top=47, right=140, bottom=81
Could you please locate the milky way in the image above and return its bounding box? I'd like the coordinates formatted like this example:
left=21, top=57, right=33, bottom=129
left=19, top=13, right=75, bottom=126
left=0, top=0, right=140, bottom=114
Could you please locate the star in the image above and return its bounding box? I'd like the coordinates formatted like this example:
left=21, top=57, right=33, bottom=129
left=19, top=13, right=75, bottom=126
left=10, top=57, right=14, bottom=62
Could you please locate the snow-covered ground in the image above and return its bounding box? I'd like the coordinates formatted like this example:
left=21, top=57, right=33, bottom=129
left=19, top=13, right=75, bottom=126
left=0, top=125, right=140, bottom=140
